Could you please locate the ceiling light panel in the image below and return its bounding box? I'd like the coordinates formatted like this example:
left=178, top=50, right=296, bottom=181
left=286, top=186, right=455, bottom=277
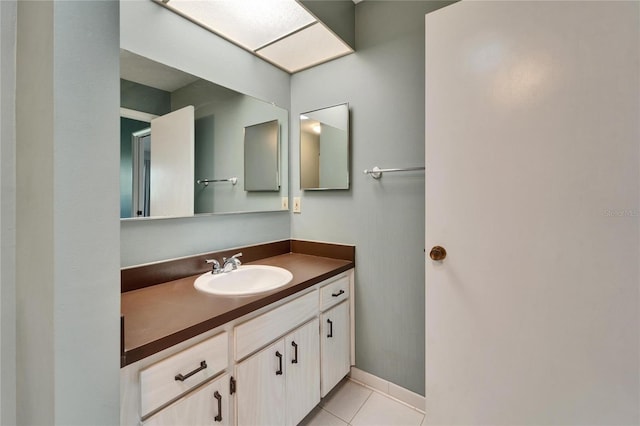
left=166, top=0, right=317, bottom=51
left=256, top=22, right=353, bottom=73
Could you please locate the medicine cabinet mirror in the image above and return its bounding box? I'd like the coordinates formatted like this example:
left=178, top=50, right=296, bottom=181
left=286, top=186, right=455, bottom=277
left=244, top=120, right=281, bottom=191
left=299, top=103, right=350, bottom=190
left=120, top=49, right=288, bottom=219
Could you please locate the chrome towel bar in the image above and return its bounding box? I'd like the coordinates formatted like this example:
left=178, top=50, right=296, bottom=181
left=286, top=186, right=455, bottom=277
left=197, top=177, right=238, bottom=186
left=363, top=166, right=425, bottom=179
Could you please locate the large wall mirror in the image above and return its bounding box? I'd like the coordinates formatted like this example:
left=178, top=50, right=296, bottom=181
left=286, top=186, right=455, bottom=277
left=120, top=49, right=288, bottom=219
left=300, top=103, right=350, bottom=190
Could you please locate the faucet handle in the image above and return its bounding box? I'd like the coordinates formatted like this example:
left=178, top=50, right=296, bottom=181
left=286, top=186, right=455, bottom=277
left=205, top=258, right=221, bottom=274
left=223, top=252, right=243, bottom=270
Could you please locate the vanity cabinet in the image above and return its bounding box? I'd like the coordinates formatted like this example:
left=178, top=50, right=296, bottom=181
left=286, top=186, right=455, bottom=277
left=143, top=374, right=231, bottom=426
left=321, top=301, right=350, bottom=397
left=235, top=319, right=320, bottom=426
left=122, top=270, right=354, bottom=426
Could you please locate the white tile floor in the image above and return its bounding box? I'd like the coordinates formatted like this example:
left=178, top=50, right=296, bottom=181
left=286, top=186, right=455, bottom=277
left=299, top=379, right=425, bottom=426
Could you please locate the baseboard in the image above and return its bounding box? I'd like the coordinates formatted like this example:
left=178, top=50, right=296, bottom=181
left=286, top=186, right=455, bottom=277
left=349, top=367, right=425, bottom=413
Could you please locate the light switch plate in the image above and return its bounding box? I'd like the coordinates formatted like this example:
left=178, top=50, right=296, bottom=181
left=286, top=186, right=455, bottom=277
left=293, top=197, right=301, bottom=213
left=281, top=197, right=289, bottom=210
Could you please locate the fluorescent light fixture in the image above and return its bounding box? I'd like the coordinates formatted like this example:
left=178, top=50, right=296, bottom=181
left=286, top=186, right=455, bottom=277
left=165, top=0, right=316, bottom=51
left=157, top=0, right=354, bottom=73
left=300, top=115, right=309, bottom=120
left=256, top=22, right=353, bottom=73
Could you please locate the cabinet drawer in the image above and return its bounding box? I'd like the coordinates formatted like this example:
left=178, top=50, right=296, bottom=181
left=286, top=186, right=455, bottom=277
left=142, top=374, right=231, bottom=426
left=140, top=332, right=228, bottom=418
left=320, top=274, right=349, bottom=311
left=235, top=290, right=318, bottom=361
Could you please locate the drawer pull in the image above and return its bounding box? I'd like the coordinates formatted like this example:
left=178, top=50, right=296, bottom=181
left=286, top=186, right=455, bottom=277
left=331, top=289, right=345, bottom=297
left=174, top=360, right=207, bottom=382
left=275, top=351, right=283, bottom=375
left=291, top=341, right=298, bottom=364
left=213, top=391, right=222, bottom=422
left=327, top=319, right=333, bottom=338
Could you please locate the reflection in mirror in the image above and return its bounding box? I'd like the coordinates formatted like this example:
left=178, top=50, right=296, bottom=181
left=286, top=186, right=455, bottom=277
left=121, top=105, right=195, bottom=219
left=244, top=120, right=280, bottom=191
left=300, top=103, right=349, bottom=190
left=121, top=115, right=152, bottom=218
left=119, top=49, right=289, bottom=219
left=131, top=127, right=150, bottom=217
left=150, top=106, right=195, bottom=217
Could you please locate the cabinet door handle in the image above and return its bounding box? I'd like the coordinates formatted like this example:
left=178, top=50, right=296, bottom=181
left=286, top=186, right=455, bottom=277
left=229, top=376, right=236, bottom=395
left=331, top=289, right=345, bottom=297
left=213, top=391, right=222, bottom=422
left=327, top=319, right=333, bottom=338
left=275, top=351, right=283, bottom=375
left=291, top=341, right=298, bottom=364
left=174, top=360, right=207, bottom=381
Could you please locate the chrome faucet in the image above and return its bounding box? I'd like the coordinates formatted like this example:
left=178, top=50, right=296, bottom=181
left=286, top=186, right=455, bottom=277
left=222, top=252, right=243, bottom=272
left=205, top=258, right=221, bottom=275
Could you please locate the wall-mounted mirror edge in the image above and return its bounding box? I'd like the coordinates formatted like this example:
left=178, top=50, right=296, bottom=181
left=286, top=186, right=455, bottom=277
left=120, top=207, right=290, bottom=222
left=299, top=102, right=350, bottom=191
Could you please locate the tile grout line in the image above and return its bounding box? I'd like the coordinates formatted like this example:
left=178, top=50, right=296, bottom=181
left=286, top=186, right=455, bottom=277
left=344, top=383, right=374, bottom=425
left=318, top=406, right=350, bottom=426
left=319, top=378, right=373, bottom=424
left=347, top=378, right=426, bottom=415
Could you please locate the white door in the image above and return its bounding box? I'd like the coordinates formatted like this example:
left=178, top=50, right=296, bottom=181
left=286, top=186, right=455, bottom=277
left=149, top=105, right=194, bottom=217
left=425, top=2, right=639, bottom=425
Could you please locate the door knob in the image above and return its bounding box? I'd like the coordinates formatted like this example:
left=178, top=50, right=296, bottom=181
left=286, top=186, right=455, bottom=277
left=429, top=246, right=447, bottom=261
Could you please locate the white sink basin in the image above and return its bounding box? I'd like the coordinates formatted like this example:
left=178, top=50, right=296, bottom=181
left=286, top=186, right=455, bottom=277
left=194, top=265, right=293, bottom=296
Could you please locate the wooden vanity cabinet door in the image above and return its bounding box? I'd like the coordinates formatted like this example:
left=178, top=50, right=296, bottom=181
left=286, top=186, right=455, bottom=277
left=235, top=340, right=286, bottom=426
left=321, top=301, right=350, bottom=397
left=142, top=374, right=230, bottom=426
left=285, top=319, right=320, bottom=426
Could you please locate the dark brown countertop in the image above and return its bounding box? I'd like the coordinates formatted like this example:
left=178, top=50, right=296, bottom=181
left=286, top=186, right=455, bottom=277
left=121, top=251, right=353, bottom=366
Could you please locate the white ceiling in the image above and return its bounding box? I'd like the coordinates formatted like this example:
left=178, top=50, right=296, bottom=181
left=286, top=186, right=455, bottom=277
left=120, top=49, right=199, bottom=91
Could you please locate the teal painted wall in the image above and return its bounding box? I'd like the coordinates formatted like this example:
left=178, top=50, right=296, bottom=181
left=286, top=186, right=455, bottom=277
left=291, top=1, right=454, bottom=395
left=120, top=79, right=170, bottom=116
